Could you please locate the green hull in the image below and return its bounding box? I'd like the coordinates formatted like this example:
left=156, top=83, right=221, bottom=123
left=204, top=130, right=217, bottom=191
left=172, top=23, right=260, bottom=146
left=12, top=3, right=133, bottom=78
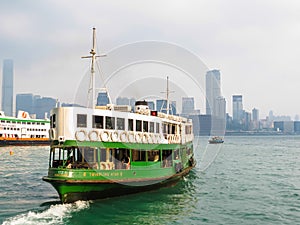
left=43, top=166, right=193, bottom=203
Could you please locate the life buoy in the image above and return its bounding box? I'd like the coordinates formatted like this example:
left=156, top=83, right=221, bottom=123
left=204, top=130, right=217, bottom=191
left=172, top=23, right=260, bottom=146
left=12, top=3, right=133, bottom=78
left=88, top=130, right=99, bottom=141
left=100, top=162, right=106, bottom=170
left=22, top=112, right=26, bottom=118
left=111, top=131, right=119, bottom=142
left=100, top=130, right=110, bottom=142
left=49, top=128, right=56, bottom=140
left=75, top=130, right=86, bottom=141
left=135, top=132, right=142, bottom=143
left=120, top=131, right=128, bottom=142
left=128, top=131, right=135, bottom=143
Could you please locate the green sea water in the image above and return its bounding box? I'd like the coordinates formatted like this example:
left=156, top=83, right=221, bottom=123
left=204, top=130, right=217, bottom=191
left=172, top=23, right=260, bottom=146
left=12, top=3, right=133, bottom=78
left=0, top=136, right=299, bottom=224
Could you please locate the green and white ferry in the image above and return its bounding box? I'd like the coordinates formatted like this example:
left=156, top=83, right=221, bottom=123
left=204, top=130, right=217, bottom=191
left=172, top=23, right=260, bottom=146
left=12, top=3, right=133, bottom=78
left=43, top=28, right=196, bottom=203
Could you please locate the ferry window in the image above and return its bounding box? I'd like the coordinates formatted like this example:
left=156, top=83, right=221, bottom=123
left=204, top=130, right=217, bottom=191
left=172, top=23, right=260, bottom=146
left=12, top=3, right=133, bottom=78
left=162, top=150, right=173, bottom=167
left=117, top=118, right=125, bottom=130
left=136, top=120, right=142, bottom=132
left=100, top=148, right=112, bottom=162
left=84, top=147, right=96, bottom=162
left=128, top=119, right=134, bottom=131
left=77, top=114, right=87, bottom=128
left=148, top=150, right=160, bottom=162
left=42, top=122, right=45, bottom=125
left=150, top=122, right=154, bottom=133
left=12, top=121, right=16, bottom=124
left=100, top=148, right=107, bottom=162
left=92, top=115, right=103, bottom=129
left=51, top=147, right=61, bottom=168
left=7, top=121, right=10, bottom=123
left=171, top=124, right=176, bottom=134
left=143, top=121, right=148, bottom=132
left=51, top=114, right=56, bottom=128
left=163, top=123, right=168, bottom=134
left=37, top=122, right=40, bottom=125
left=105, top=116, right=115, bottom=129
left=156, top=123, right=160, bottom=133
left=132, top=149, right=146, bottom=161
left=1, top=120, right=5, bottom=123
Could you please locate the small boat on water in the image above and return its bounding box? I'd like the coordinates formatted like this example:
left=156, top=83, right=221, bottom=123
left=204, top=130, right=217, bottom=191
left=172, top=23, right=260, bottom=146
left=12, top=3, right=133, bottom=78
left=0, top=110, right=50, bottom=146
left=208, top=136, right=224, bottom=144
left=42, top=28, right=196, bottom=203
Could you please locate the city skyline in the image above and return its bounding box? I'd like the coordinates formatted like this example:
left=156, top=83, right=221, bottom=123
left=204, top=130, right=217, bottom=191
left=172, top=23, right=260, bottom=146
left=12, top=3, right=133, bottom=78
left=1, top=58, right=298, bottom=123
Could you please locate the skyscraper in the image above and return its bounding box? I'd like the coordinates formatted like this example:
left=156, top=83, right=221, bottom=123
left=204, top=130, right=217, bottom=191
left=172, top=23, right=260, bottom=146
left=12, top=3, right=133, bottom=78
left=182, top=97, right=195, bottom=115
left=232, top=95, right=243, bottom=121
left=2, top=59, right=14, bottom=116
left=215, top=96, right=226, bottom=119
left=206, top=69, right=221, bottom=116
left=252, top=108, right=259, bottom=121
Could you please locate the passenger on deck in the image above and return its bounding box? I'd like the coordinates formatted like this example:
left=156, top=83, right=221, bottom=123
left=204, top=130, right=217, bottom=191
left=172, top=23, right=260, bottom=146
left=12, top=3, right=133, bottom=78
left=66, top=156, right=74, bottom=169
left=121, top=153, right=130, bottom=169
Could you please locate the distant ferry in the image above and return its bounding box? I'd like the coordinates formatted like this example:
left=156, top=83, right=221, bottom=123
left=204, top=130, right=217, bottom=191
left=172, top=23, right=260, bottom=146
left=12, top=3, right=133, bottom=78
left=0, top=110, right=50, bottom=146
left=208, top=136, right=224, bottom=144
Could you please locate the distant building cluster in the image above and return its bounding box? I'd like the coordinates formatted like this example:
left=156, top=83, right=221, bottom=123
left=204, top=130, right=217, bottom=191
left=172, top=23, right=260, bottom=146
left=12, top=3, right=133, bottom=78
left=2, top=59, right=299, bottom=134
left=1, top=59, right=56, bottom=119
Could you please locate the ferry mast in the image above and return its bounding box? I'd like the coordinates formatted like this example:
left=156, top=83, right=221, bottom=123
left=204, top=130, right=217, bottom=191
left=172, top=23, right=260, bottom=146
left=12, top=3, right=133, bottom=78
left=82, top=27, right=106, bottom=108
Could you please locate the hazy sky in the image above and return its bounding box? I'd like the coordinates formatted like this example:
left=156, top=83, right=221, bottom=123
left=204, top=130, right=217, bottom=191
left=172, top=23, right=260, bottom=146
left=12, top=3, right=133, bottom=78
left=1, top=0, right=300, bottom=118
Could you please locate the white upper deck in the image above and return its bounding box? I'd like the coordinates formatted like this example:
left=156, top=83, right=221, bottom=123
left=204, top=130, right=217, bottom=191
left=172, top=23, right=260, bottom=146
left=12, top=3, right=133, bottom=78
left=49, top=104, right=193, bottom=145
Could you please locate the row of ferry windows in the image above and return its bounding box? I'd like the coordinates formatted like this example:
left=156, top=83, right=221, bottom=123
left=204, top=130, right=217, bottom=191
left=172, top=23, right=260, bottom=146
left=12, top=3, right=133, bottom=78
left=0, top=120, right=46, bottom=125
left=2, top=127, right=47, bottom=132
left=0, top=134, right=47, bottom=138
left=77, top=114, right=161, bottom=133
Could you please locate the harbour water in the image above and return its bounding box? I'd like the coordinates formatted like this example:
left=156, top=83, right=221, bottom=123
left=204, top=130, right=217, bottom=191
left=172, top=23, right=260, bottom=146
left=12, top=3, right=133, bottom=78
left=0, top=136, right=299, bottom=224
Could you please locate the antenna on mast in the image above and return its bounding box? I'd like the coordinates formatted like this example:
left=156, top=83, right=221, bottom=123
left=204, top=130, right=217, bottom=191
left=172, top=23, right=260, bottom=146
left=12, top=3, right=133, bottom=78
left=82, top=27, right=106, bottom=108
left=160, top=76, right=174, bottom=115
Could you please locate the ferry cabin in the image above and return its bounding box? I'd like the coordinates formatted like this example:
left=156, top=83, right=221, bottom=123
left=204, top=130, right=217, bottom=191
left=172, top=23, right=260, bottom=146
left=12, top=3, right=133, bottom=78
left=47, top=104, right=194, bottom=181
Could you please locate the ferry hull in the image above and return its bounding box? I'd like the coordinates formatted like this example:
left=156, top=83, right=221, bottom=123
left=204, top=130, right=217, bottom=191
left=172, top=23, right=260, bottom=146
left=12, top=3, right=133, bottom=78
left=0, top=138, right=50, bottom=146
left=43, top=166, right=193, bottom=203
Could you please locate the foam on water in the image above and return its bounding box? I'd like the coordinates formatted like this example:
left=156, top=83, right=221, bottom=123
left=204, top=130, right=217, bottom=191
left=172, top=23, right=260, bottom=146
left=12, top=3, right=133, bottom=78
left=2, top=201, right=90, bottom=225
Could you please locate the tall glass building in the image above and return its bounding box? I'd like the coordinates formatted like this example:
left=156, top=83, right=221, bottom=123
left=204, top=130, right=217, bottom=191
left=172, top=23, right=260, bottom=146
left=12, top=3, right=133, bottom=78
left=182, top=97, right=195, bottom=115
left=2, top=59, right=14, bottom=116
left=232, top=95, right=243, bottom=121
left=206, top=69, right=221, bottom=116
